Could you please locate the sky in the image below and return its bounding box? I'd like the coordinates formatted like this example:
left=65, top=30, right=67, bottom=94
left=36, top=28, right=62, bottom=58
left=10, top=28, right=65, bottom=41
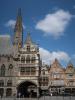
left=0, top=0, right=75, bottom=67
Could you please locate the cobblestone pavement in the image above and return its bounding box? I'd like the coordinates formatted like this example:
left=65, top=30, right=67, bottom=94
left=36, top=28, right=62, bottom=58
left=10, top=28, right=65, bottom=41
left=0, top=96, right=75, bottom=100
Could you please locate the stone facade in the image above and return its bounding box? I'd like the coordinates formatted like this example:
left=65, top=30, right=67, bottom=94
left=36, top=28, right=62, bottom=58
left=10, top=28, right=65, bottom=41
left=0, top=9, right=75, bottom=97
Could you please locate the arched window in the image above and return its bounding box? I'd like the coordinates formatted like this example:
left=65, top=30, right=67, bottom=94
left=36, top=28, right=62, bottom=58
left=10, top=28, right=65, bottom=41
left=27, top=45, right=30, bottom=52
left=0, top=80, right=4, bottom=87
left=21, top=56, right=25, bottom=63
left=31, top=56, right=35, bottom=63
left=0, top=64, right=5, bottom=76
left=26, top=55, right=30, bottom=63
left=8, top=64, right=13, bottom=69
left=7, top=80, right=12, bottom=86
left=0, top=88, right=4, bottom=97
left=6, top=88, right=12, bottom=97
left=8, top=64, right=13, bottom=76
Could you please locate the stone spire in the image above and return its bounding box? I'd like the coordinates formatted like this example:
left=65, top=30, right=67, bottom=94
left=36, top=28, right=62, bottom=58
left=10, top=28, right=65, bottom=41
left=13, top=8, right=23, bottom=49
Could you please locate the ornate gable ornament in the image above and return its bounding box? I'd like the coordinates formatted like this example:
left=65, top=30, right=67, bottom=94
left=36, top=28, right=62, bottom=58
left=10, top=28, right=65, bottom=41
left=66, top=61, right=74, bottom=73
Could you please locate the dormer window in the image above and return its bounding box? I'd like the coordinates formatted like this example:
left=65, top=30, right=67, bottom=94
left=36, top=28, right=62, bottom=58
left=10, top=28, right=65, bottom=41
left=27, top=46, right=30, bottom=52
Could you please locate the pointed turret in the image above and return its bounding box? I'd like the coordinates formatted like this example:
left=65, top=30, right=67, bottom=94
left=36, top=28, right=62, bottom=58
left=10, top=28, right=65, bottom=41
left=13, top=8, right=23, bottom=49
left=25, top=32, right=32, bottom=44
left=67, top=61, right=73, bottom=68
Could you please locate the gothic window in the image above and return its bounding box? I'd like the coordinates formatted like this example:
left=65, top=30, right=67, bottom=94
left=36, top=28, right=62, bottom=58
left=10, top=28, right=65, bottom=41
left=21, top=56, right=25, bottom=63
left=8, top=64, right=13, bottom=76
left=20, top=67, right=25, bottom=75
left=25, top=67, right=30, bottom=72
left=40, top=77, right=48, bottom=86
left=25, top=67, right=30, bottom=75
left=0, top=88, right=4, bottom=97
left=26, top=55, right=30, bottom=63
left=27, top=45, right=30, bottom=52
left=8, top=57, right=10, bottom=62
left=31, top=56, right=35, bottom=63
left=7, top=80, right=12, bottom=86
left=0, top=80, right=4, bottom=87
left=8, top=64, right=13, bottom=69
left=0, top=64, right=5, bottom=76
left=42, top=69, right=45, bottom=75
left=6, top=88, right=12, bottom=97
left=31, top=67, right=36, bottom=75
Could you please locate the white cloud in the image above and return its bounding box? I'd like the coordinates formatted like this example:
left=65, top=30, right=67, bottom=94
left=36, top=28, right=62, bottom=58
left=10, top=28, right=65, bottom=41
left=36, top=9, right=72, bottom=38
left=5, top=19, right=25, bottom=29
left=39, top=47, right=70, bottom=65
left=5, top=20, right=16, bottom=29
left=0, top=35, right=10, bottom=38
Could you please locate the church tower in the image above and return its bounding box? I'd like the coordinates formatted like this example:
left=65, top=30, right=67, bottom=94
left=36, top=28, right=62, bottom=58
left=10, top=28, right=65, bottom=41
left=13, top=8, right=23, bottom=50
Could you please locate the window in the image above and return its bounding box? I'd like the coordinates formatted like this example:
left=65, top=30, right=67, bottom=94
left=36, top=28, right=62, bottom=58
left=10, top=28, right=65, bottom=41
left=27, top=46, right=30, bottom=52
left=25, top=67, right=30, bottom=75
left=31, top=56, right=35, bottom=63
left=7, top=80, right=12, bottom=86
left=20, top=67, right=25, bottom=73
left=25, top=67, right=30, bottom=72
left=0, top=88, right=4, bottom=97
left=26, top=55, right=30, bottom=63
left=69, top=81, right=73, bottom=86
left=21, top=56, right=25, bottom=63
left=8, top=64, right=13, bottom=76
left=0, top=80, right=4, bottom=87
left=8, top=64, right=13, bottom=69
left=67, top=73, right=73, bottom=78
left=42, top=69, right=45, bottom=75
left=31, top=67, right=36, bottom=75
left=8, top=57, right=10, bottom=62
left=0, top=64, right=5, bottom=76
left=6, top=88, right=12, bottom=97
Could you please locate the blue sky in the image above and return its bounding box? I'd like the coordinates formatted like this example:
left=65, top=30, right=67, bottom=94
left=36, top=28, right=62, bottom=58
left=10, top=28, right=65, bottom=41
left=0, top=0, right=75, bottom=66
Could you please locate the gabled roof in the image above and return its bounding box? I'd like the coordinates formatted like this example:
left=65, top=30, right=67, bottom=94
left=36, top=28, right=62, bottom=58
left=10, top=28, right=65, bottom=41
left=51, top=58, right=62, bottom=68
left=49, top=58, right=64, bottom=72
left=67, top=61, right=74, bottom=69
left=65, top=61, right=74, bottom=73
left=24, top=32, right=37, bottom=46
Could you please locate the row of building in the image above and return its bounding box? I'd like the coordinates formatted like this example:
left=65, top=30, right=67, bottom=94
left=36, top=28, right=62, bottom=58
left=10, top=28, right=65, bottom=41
left=0, top=9, right=75, bottom=98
